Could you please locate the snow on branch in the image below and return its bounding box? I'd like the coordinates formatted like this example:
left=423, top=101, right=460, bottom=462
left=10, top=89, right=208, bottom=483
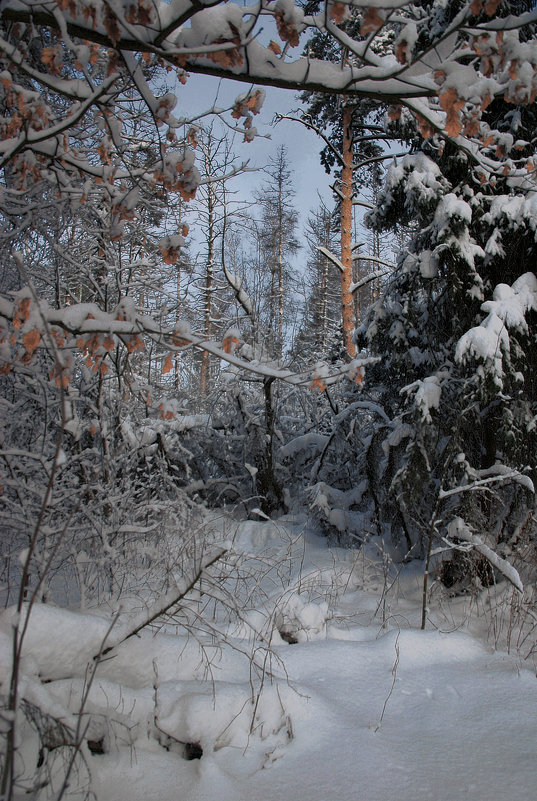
left=402, top=375, right=443, bottom=424
left=2, top=1, right=537, bottom=179
left=455, top=272, right=537, bottom=388
left=223, top=266, right=255, bottom=318
left=439, top=465, right=534, bottom=500
left=316, top=247, right=345, bottom=274
left=0, top=292, right=379, bottom=391
left=444, top=517, right=523, bottom=594
left=98, top=548, right=229, bottom=657
left=350, top=264, right=393, bottom=293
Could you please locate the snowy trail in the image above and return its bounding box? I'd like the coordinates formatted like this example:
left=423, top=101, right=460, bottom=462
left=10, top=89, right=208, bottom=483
left=3, top=517, right=537, bottom=801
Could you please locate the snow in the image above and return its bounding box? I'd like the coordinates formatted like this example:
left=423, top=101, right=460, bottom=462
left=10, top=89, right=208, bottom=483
left=402, top=375, right=443, bottom=423
left=3, top=517, right=537, bottom=801
left=456, top=272, right=537, bottom=386
left=278, top=433, right=329, bottom=460
left=445, top=517, right=524, bottom=594
left=433, top=193, right=472, bottom=229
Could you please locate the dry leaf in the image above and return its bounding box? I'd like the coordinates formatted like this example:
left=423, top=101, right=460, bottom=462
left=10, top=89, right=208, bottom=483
left=23, top=328, right=41, bottom=354
left=360, top=7, right=385, bottom=36
left=275, top=13, right=300, bottom=48
left=415, top=113, right=435, bottom=139
left=268, top=40, right=282, bottom=56
left=439, top=87, right=465, bottom=137
left=330, top=2, right=347, bottom=25
left=484, top=0, right=501, bottom=15
left=104, top=6, right=121, bottom=43
left=223, top=335, right=240, bottom=354
left=395, top=40, right=408, bottom=65
left=162, top=353, right=174, bottom=374
left=311, top=376, right=327, bottom=393
left=13, top=298, right=31, bottom=329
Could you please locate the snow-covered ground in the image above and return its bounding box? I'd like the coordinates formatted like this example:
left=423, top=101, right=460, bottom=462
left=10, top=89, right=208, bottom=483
left=2, top=516, right=537, bottom=800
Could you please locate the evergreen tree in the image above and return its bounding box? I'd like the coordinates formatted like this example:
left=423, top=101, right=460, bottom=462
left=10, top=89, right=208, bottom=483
left=357, top=2, right=537, bottom=577
left=254, top=146, right=300, bottom=357
left=293, top=202, right=342, bottom=361
left=299, top=2, right=401, bottom=356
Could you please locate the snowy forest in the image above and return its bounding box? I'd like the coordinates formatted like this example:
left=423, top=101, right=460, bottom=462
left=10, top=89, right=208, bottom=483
left=2, top=1, right=537, bottom=799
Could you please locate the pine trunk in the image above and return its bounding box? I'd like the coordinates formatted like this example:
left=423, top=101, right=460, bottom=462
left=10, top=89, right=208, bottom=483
left=341, top=106, right=356, bottom=359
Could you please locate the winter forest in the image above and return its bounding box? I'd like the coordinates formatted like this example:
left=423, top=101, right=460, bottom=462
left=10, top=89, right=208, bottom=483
left=2, top=1, right=537, bottom=799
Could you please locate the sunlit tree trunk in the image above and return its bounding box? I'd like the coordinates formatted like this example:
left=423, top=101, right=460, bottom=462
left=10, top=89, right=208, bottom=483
left=341, top=106, right=356, bottom=359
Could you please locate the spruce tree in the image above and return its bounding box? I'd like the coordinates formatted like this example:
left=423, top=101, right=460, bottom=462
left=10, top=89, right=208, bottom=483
left=358, top=6, right=537, bottom=575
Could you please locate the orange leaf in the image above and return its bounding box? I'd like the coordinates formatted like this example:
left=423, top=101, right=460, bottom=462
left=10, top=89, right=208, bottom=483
left=330, top=2, right=346, bottom=25
left=172, top=333, right=190, bottom=347
left=415, top=113, right=435, bottom=139
left=360, top=8, right=385, bottom=36
left=41, top=47, right=62, bottom=75
left=268, top=40, right=281, bottom=56
left=275, top=13, right=300, bottom=48
left=162, top=353, right=174, bottom=374
left=89, top=44, right=99, bottom=66
left=13, top=298, right=31, bottom=329
left=480, top=92, right=492, bottom=111
left=223, top=335, right=240, bottom=354
left=439, top=87, right=465, bottom=137
left=311, top=377, right=327, bottom=393
left=395, top=41, right=408, bottom=65
left=49, top=364, right=71, bottom=388
left=23, top=328, right=41, bottom=354
left=484, top=0, right=501, bottom=15
left=161, top=246, right=179, bottom=264
left=126, top=335, right=144, bottom=353
left=463, top=116, right=480, bottom=137
left=245, top=90, right=264, bottom=113
left=103, top=6, right=121, bottom=43
left=158, top=403, right=174, bottom=420
left=470, top=0, right=483, bottom=13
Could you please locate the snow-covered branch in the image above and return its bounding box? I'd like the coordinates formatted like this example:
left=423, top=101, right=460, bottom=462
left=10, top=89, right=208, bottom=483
left=444, top=517, right=524, bottom=594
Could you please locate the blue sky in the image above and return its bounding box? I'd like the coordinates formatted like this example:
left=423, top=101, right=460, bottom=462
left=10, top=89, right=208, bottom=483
left=176, top=72, right=335, bottom=227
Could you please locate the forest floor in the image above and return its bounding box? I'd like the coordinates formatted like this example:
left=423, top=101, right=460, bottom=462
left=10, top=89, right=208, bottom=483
left=3, top=515, right=537, bottom=801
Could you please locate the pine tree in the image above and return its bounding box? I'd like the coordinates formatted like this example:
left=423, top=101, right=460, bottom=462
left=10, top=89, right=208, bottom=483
left=254, top=146, right=300, bottom=357
left=299, top=3, right=398, bottom=356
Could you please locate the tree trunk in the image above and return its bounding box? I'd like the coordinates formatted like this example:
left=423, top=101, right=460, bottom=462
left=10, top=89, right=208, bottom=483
left=341, top=106, right=356, bottom=359
left=200, top=183, right=216, bottom=396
